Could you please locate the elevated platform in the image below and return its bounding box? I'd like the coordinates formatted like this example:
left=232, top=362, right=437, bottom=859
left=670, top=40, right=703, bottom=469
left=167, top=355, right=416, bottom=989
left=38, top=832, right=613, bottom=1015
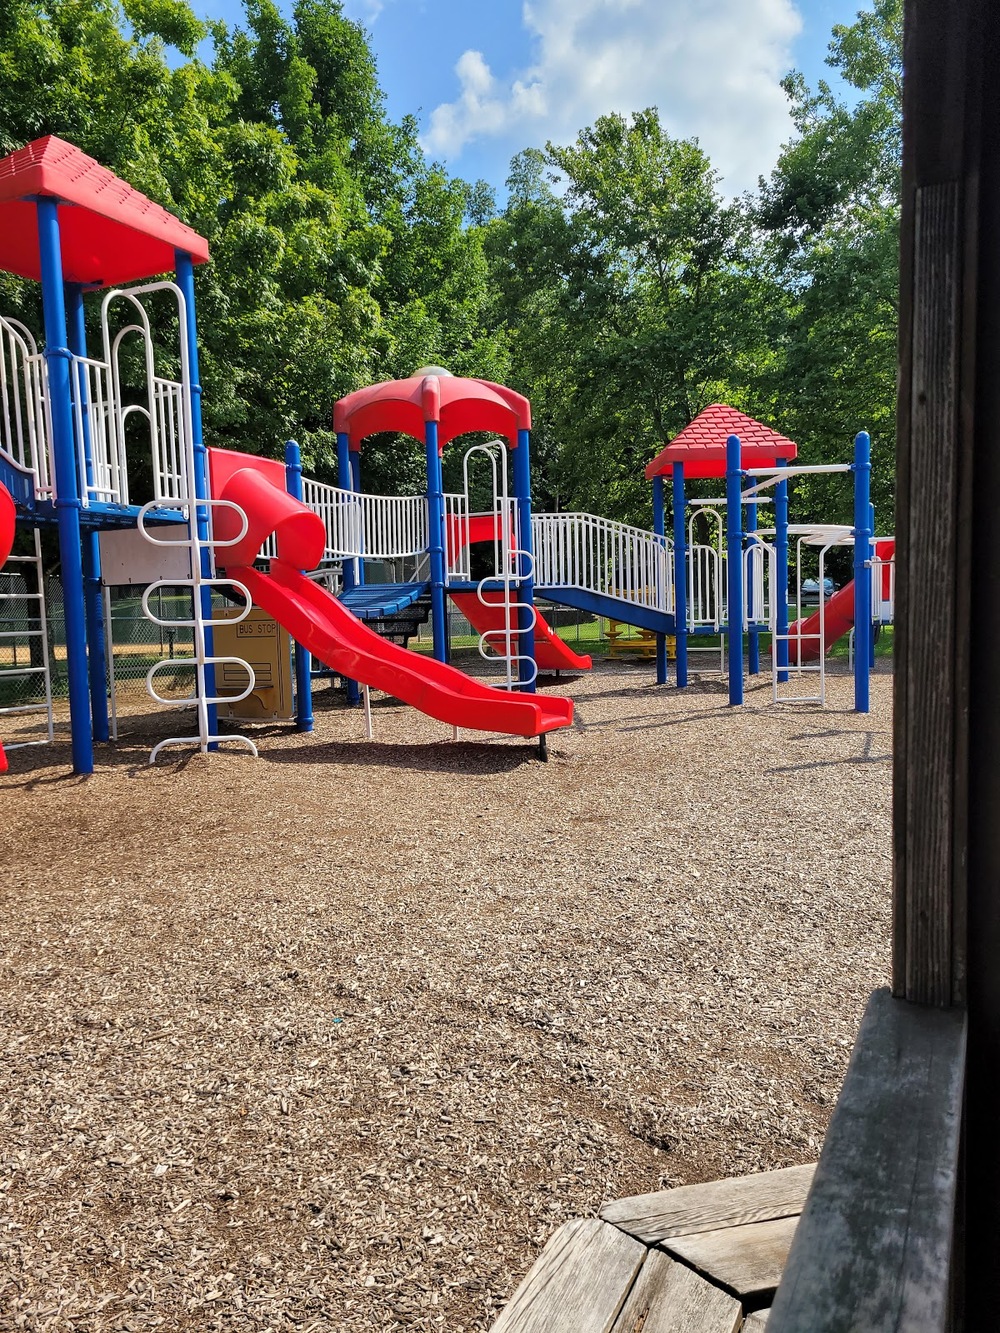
left=339, top=581, right=430, bottom=620
left=491, top=1163, right=815, bottom=1332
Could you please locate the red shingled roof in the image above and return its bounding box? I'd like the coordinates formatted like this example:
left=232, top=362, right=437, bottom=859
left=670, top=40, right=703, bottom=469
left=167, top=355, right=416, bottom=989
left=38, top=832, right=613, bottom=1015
left=645, top=404, right=798, bottom=480
left=0, top=136, right=209, bottom=287
left=334, top=374, right=531, bottom=450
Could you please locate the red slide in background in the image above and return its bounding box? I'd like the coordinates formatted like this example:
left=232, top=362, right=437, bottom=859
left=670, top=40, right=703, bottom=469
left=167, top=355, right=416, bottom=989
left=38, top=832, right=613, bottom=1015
left=789, top=539, right=895, bottom=663
left=0, top=481, right=15, bottom=773
left=446, top=512, right=592, bottom=673
left=449, top=590, right=593, bottom=673
left=212, top=459, right=574, bottom=739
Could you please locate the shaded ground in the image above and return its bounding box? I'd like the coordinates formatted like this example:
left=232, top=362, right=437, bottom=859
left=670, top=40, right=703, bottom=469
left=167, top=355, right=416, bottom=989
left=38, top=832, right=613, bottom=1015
left=0, top=663, right=892, bottom=1331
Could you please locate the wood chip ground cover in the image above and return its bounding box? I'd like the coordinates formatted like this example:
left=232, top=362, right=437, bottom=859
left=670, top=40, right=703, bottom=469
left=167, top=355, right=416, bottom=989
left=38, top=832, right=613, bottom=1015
left=0, top=663, right=892, bottom=1330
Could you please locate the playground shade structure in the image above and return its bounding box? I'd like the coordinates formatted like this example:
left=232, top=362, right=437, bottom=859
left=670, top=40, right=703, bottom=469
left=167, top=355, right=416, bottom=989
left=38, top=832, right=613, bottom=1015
left=216, top=465, right=574, bottom=739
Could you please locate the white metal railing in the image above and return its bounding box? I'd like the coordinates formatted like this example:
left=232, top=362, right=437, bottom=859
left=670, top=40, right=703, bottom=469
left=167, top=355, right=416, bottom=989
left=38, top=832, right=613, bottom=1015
left=301, top=477, right=427, bottom=563
left=69, top=353, right=125, bottom=505
left=872, top=544, right=895, bottom=624
left=744, top=539, right=772, bottom=630
left=0, top=315, right=52, bottom=498
left=0, top=529, right=54, bottom=748
left=532, top=512, right=673, bottom=614
left=445, top=491, right=471, bottom=579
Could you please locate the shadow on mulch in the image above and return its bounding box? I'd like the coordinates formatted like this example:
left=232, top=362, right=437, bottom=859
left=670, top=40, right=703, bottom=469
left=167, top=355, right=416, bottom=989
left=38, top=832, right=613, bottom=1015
left=260, top=737, right=545, bottom=774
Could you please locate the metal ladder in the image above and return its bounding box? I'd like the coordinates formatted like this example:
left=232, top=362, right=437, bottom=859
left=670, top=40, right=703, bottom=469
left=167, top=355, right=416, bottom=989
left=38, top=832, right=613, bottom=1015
left=0, top=527, right=54, bottom=749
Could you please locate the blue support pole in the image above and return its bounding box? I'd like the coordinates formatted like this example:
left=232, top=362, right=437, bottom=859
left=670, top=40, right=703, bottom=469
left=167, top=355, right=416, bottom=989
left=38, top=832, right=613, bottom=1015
left=349, top=447, right=365, bottom=587
left=512, top=427, right=537, bottom=691
left=66, top=284, right=109, bottom=744
left=852, top=431, right=872, bottom=713
left=37, top=200, right=92, bottom=774
left=335, top=431, right=360, bottom=704
left=747, top=495, right=760, bottom=676
left=671, top=463, right=688, bottom=689
left=775, top=458, right=790, bottom=683
left=425, top=421, right=448, bottom=664
left=284, top=440, right=313, bottom=733
left=726, top=434, right=744, bottom=706
left=174, top=249, right=218, bottom=747
left=652, top=475, right=668, bottom=685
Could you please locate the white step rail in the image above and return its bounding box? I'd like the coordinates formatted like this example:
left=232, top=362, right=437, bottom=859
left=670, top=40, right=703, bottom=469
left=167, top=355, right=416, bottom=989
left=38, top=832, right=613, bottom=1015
left=0, top=315, right=52, bottom=499
left=532, top=512, right=672, bottom=614
left=0, top=528, right=54, bottom=749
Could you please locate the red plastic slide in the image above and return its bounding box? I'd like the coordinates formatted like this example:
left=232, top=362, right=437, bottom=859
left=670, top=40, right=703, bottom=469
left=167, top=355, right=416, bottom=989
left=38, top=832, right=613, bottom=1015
left=0, top=481, right=15, bottom=773
left=449, top=590, right=592, bottom=673
left=788, top=540, right=895, bottom=663
left=446, top=512, right=591, bottom=672
left=212, top=460, right=574, bottom=739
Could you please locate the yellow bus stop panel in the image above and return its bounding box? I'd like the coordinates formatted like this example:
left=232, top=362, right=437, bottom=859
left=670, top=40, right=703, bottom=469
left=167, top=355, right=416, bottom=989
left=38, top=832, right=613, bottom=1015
left=213, top=606, right=294, bottom=721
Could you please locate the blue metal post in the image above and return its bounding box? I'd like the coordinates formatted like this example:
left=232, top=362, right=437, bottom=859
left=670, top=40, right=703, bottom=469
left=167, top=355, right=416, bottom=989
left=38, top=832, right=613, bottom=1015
left=174, top=249, right=218, bottom=747
left=426, top=422, right=448, bottom=664
left=747, top=495, right=760, bottom=675
left=335, top=431, right=360, bottom=704
left=775, top=458, right=790, bottom=683
left=652, top=475, right=668, bottom=685
left=726, top=434, right=744, bottom=706
left=512, top=427, right=537, bottom=691
left=284, top=440, right=313, bottom=732
left=349, top=447, right=365, bottom=587
left=853, top=431, right=872, bottom=713
left=37, top=200, right=92, bottom=774
left=67, top=284, right=109, bottom=743
left=672, top=463, right=688, bottom=688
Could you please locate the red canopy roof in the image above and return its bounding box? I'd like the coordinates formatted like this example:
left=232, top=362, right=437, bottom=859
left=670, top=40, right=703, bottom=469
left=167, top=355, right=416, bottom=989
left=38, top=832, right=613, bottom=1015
left=334, top=374, right=532, bottom=450
left=645, top=404, right=798, bottom=480
left=0, top=136, right=209, bottom=287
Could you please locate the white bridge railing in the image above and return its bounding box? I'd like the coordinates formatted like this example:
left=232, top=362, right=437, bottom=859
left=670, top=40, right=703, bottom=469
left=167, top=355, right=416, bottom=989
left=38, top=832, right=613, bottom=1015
left=532, top=512, right=673, bottom=614
left=301, top=478, right=428, bottom=562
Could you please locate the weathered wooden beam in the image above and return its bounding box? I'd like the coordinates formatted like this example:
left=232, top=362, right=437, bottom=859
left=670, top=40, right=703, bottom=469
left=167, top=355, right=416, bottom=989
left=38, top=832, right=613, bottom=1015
left=766, top=990, right=965, bottom=1332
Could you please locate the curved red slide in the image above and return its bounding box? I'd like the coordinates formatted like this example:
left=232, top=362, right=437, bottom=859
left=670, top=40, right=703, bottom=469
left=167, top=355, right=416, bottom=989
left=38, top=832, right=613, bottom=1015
left=446, top=512, right=592, bottom=672
left=788, top=540, right=894, bottom=663
left=0, top=481, right=16, bottom=773
left=213, top=462, right=574, bottom=739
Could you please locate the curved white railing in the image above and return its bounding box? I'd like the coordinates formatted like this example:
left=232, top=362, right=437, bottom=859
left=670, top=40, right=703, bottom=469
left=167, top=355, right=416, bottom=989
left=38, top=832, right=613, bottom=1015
left=532, top=512, right=673, bottom=614
left=301, top=477, right=427, bottom=562
left=0, top=315, right=52, bottom=498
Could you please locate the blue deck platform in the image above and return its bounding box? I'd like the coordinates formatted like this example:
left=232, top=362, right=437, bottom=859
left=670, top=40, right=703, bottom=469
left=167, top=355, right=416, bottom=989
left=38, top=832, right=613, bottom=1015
left=340, top=581, right=429, bottom=620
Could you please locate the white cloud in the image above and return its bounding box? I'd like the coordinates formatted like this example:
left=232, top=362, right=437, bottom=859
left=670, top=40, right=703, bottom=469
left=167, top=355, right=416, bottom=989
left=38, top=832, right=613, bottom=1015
left=421, top=0, right=803, bottom=194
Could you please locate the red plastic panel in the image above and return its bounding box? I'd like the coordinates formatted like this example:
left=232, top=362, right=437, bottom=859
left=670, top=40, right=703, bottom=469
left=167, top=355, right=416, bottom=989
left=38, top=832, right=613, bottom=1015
left=645, top=404, right=798, bottom=479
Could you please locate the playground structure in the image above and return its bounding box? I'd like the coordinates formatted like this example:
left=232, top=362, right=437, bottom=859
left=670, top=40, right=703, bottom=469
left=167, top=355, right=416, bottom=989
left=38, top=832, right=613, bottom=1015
left=0, top=137, right=894, bottom=779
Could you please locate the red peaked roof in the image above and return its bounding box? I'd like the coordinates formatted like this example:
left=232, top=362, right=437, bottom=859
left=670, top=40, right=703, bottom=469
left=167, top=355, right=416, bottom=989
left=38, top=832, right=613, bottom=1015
left=645, top=404, right=798, bottom=480
left=0, top=136, right=209, bottom=287
left=334, top=374, right=532, bottom=450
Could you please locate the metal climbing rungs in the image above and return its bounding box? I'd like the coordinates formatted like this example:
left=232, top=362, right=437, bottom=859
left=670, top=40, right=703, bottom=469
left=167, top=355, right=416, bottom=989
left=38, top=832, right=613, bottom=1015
left=0, top=530, right=54, bottom=749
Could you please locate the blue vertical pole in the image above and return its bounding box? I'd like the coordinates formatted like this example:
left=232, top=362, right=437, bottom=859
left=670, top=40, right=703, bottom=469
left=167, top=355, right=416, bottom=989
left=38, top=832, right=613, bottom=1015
left=426, top=422, right=448, bottom=664
left=349, top=447, right=365, bottom=587
left=726, top=434, right=744, bottom=706
left=747, top=495, right=760, bottom=675
left=672, top=462, right=688, bottom=688
left=285, top=440, right=313, bottom=733
left=66, top=284, right=109, bottom=743
left=512, top=427, right=536, bottom=691
left=174, top=249, right=218, bottom=747
left=775, top=458, right=790, bottom=682
left=853, top=431, right=872, bottom=713
left=335, top=431, right=360, bottom=704
left=37, top=200, right=92, bottom=774
left=652, top=475, right=667, bottom=685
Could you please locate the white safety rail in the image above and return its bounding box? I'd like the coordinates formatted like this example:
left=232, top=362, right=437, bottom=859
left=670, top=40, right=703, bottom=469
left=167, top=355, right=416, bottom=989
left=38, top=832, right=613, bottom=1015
left=744, top=539, right=773, bottom=631
left=300, top=476, right=428, bottom=565
left=0, top=315, right=52, bottom=498
left=69, top=353, right=126, bottom=505
left=872, top=541, right=895, bottom=624
left=771, top=525, right=853, bottom=706
left=532, top=511, right=673, bottom=615
left=444, top=491, right=470, bottom=580
left=687, top=505, right=724, bottom=631
left=0, top=528, right=54, bottom=749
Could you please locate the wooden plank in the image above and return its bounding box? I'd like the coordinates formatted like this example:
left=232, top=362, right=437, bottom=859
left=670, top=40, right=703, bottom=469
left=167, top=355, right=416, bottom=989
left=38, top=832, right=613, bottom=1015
left=491, top=1218, right=646, bottom=1333
left=662, top=1216, right=799, bottom=1301
left=742, top=1311, right=770, bottom=1331
left=767, top=989, right=966, bottom=1332
left=610, top=1249, right=742, bottom=1333
left=600, top=1165, right=814, bottom=1245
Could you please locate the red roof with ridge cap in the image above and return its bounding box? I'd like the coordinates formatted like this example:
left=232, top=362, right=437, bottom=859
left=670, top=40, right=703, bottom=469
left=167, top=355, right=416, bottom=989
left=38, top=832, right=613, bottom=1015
left=334, top=374, right=531, bottom=451
left=0, top=136, right=209, bottom=287
left=645, top=404, right=798, bottom=480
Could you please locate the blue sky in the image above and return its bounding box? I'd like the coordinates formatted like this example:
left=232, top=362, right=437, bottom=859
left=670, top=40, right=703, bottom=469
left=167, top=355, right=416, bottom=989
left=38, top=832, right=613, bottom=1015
left=193, top=0, right=863, bottom=197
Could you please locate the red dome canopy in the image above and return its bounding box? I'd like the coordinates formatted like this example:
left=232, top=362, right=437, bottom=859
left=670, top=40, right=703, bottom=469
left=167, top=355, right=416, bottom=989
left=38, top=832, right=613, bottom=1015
left=0, top=136, right=209, bottom=287
left=645, top=404, right=798, bottom=480
left=333, top=374, right=531, bottom=451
